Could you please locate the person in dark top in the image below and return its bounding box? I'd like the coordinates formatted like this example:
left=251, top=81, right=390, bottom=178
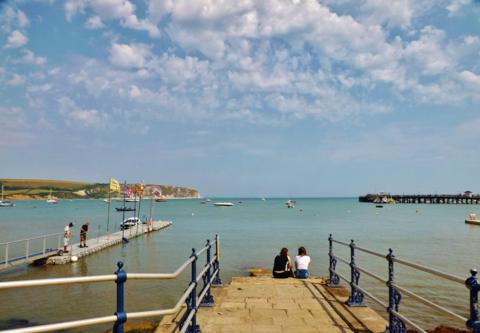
left=272, top=247, right=293, bottom=278
left=79, top=222, right=89, bottom=248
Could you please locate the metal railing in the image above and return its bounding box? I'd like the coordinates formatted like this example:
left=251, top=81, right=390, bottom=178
left=0, top=232, right=63, bottom=267
left=0, top=234, right=223, bottom=333
left=327, top=234, right=480, bottom=333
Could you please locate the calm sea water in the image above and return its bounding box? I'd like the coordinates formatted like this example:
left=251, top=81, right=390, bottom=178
left=0, top=198, right=478, bottom=331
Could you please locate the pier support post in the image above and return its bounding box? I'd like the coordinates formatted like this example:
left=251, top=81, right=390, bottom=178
left=327, top=234, right=340, bottom=287
left=466, top=269, right=480, bottom=332
left=212, top=234, right=222, bottom=287
left=113, top=261, right=127, bottom=333
left=347, top=240, right=365, bottom=306
left=200, top=240, right=215, bottom=307
left=385, top=249, right=406, bottom=333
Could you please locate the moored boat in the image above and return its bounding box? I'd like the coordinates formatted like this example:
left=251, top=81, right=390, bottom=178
left=465, top=213, right=480, bottom=225
left=214, top=202, right=234, bottom=207
left=285, top=200, right=295, bottom=208
left=0, top=185, right=15, bottom=207
left=46, top=189, right=58, bottom=204
left=116, top=207, right=136, bottom=212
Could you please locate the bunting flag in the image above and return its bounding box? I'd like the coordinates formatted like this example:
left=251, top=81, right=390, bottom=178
left=152, top=187, right=162, bottom=198
left=109, top=178, right=121, bottom=192
left=123, top=186, right=132, bottom=197
left=135, top=183, right=144, bottom=196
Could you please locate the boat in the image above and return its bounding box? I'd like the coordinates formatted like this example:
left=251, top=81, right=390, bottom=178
left=376, top=205, right=383, bottom=208
left=46, top=189, right=58, bottom=204
left=214, top=202, right=234, bottom=207
left=261, top=198, right=266, bottom=201
left=285, top=200, right=295, bottom=208
left=199, top=201, right=209, bottom=204
left=0, top=185, right=15, bottom=207
left=155, top=197, right=166, bottom=202
left=103, top=198, right=110, bottom=203
left=206, top=199, right=211, bottom=202
left=125, top=197, right=139, bottom=202
left=120, top=217, right=141, bottom=230
left=116, top=207, right=136, bottom=212
left=465, top=213, right=480, bottom=225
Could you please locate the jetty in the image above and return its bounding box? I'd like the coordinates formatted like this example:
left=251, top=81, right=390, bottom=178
left=359, top=191, right=480, bottom=204
left=0, top=221, right=172, bottom=270
left=157, top=272, right=386, bottom=333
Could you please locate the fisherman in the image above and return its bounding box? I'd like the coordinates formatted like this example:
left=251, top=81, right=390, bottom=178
left=63, top=222, right=74, bottom=253
left=79, top=222, right=89, bottom=248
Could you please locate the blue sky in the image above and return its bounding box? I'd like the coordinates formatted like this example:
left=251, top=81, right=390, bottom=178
left=0, top=0, right=479, bottom=197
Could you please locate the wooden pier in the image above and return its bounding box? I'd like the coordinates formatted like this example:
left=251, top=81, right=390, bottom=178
left=156, top=270, right=386, bottom=333
left=47, top=220, right=172, bottom=265
left=359, top=192, right=480, bottom=204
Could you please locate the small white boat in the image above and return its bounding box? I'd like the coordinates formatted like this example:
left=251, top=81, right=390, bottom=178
left=0, top=185, right=15, bottom=207
left=214, top=202, right=234, bottom=207
left=46, top=189, right=58, bottom=204
left=465, top=213, right=480, bottom=225
left=125, top=197, right=139, bottom=202
left=103, top=198, right=110, bottom=203
left=261, top=198, right=266, bottom=201
left=285, top=200, right=295, bottom=208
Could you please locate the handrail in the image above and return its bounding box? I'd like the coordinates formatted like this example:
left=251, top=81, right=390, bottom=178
left=393, top=257, right=464, bottom=284
left=0, top=233, right=63, bottom=246
left=0, top=234, right=222, bottom=333
left=328, top=234, right=476, bottom=333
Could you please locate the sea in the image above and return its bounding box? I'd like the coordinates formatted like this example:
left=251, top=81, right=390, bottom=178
left=0, top=198, right=478, bottom=331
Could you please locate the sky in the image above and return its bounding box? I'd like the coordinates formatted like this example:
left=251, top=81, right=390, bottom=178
left=0, top=0, right=479, bottom=197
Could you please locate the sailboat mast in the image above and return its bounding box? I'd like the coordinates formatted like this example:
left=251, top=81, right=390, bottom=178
left=1, top=184, right=3, bottom=201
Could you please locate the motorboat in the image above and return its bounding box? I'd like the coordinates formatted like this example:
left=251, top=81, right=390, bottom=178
left=125, top=197, right=139, bottom=202
left=376, top=205, right=383, bottom=208
left=214, top=202, right=234, bottom=207
left=120, top=217, right=141, bottom=230
left=116, top=207, right=136, bottom=212
left=465, top=213, right=480, bottom=225
left=0, top=185, right=15, bottom=207
left=155, top=197, right=166, bottom=202
left=285, top=200, right=295, bottom=208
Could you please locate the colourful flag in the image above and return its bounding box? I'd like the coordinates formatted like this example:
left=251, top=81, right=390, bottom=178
left=110, top=178, right=121, bottom=192
left=135, top=183, right=144, bottom=196
left=152, top=187, right=162, bottom=197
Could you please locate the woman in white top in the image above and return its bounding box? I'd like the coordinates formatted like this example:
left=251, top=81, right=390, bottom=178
left=294, top=246, right=311, bottom=279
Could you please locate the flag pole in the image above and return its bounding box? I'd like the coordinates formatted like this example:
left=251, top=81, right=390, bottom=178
left=106, top=188, right=111, bottom=234
left=122, top=181, right=126, bottom=243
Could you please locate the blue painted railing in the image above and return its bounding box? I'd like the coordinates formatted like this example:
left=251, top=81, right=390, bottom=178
left=328, top=234, right=478, bottom=333
left=0, top=234, right=222, bottom=333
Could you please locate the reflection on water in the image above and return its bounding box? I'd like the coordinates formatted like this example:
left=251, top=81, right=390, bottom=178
left=0, top=198, right=478, bottom=331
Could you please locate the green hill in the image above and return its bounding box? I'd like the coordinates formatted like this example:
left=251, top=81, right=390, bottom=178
left=0, top=179, right=200, bottom=200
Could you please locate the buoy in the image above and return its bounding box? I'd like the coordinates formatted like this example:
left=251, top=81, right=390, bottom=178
left=70, top=256, right=78, bottom=262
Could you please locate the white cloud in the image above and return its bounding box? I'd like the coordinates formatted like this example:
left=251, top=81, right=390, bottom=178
left=7, top=73, right=25, bottom=86
left=447, top=0, right=470, bottom=15
left=85, top=16, right=104, bottom=29
left=27, top=84, right=52, bottom=93
left=109, top=43, right=151, bottom=68
left=359, top=0, right=414, bottom=28
left=65, top=0, right=160, bottom=37
left=16, top=10, right=29, bottom=27
left=58, top=96, right=107, bottom=129
left=15, top=49, right=47, bottom=65
left=5, top=30, right=28, bottom=48
left=459, top=70, right=480, bottom=90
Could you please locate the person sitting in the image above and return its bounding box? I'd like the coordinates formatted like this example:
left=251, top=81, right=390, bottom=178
left=272, top=247, right=293, bottom=278
left=294, top=246, right=311, bottom=279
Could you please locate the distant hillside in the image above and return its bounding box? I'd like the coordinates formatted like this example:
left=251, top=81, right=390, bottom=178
left=0, top=179, right=200, bottom=200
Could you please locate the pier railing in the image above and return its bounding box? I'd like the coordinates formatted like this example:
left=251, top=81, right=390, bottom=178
left=0, top=234, right=222, bottom=333
left=327, top=234, right=479, bottom=332
left=0, top=232, right=63, bottom=267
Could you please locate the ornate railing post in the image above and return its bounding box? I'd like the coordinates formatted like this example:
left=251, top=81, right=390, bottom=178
left=113, top=261, right=127, bottom=333
left=385, top=249, right=406, bottom=333
left=347, top=239, right=365, bottom=306
left=200, top=239, right=214, bottom=307
left=327, top=234, right=340, bottom=287
left=212, top=234, right=222, bottom=287
left=187, top=248, right=201, bottom=333
left=466, top=269, right=480, bottom=332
